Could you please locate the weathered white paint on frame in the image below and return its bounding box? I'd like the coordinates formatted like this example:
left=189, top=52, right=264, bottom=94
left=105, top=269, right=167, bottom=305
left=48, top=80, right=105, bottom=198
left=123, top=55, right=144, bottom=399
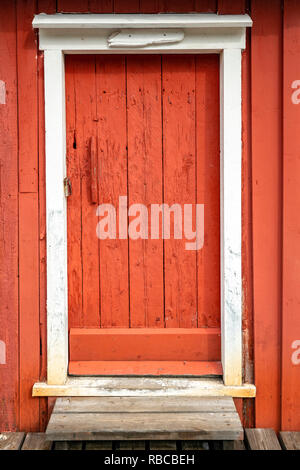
left=33, top=13, right=253, bottom=393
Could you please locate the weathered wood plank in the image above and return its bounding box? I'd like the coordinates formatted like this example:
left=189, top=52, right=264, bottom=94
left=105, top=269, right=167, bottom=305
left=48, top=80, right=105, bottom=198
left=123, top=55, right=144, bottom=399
left=21, top=433, right=52, bottom=450
left=0, top=0, right=19, bottom=432
left=46, top=412, right=243, bottom=441
left=282, top=0, right=300, bottom=432
left=279, top=432, right=300, bottom=451
left=53, top=397, right=236, bottom=414
left=150, top=441, right=177, bottom=450
left=251, top=0, right=282, bottom=430
left=245, top=429, right=282, bottom=450
left=33, top=377, right=256, bottom=398
left=0, top=433, right=25, bottom=450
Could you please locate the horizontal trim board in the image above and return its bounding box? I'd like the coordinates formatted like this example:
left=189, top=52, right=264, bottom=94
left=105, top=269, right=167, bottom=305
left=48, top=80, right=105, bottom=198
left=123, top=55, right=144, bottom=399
left=46, top=412, right=243, bottom=441
left=69, top=328, right=221, bottom=361
left=69, top=361, right=223, bottom=376
left=38, top=28, right=247, bottom=52
left=53, top=396, right=236, bottom=414
left=32, top=377, right=256, bottom=398
left=33, top=13, right=253, bottom=29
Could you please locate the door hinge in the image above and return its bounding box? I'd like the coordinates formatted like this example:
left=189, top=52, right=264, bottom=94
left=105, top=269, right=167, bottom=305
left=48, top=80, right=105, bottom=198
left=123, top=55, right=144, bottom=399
left=64, top=177, right=72, bottom=197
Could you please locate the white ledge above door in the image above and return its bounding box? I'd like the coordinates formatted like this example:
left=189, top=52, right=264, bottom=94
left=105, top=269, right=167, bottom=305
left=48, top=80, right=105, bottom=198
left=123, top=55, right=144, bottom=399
left=33, top=13, right=252, bottom=53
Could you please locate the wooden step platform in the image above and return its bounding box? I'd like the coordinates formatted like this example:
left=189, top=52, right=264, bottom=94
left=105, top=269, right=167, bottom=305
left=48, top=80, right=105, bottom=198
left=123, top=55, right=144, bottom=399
left=45, top=396, right=243, bottom=442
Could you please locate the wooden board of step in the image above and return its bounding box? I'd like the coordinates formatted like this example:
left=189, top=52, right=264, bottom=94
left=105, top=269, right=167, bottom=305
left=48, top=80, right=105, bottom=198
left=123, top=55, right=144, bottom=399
left=45, top=396, right=243, bottom=442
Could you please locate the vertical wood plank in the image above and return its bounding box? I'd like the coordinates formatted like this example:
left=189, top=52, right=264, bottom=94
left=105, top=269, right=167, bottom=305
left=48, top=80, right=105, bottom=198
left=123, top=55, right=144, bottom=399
left=127, top=56, right=164, bottom=328
left=37, top=0, right=57, bottom=432
left=65, top=56, right=83, bottom=329
left=0, top=0, right=19, bottom=432
left=195, top=1, right=217, bottom=12
left=96, top=56, right=129, bottom=327
left=162, top=56, right=197, bottom=328
left=251, top=0, right=282, bottom=430
left=57, top=0, right=89, bottom=12
left=73, top=56, right=100, bottom=327
left=17, top=0, right=38, bottom=193
left=195, top=55, right=220, bottom=328
left=19, top=193, right=40, bottom=431
left=282, top=0, right=300, bottom=431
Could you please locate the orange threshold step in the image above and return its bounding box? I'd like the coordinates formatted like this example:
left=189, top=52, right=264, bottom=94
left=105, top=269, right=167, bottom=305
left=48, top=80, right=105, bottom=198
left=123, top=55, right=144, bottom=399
left=46, top=396, right=243, bottom=442
left=69, top=328, right=221, bottom=376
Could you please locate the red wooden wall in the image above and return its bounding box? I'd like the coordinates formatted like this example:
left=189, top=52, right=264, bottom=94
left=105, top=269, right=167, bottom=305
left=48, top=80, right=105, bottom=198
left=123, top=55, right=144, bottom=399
left=0, top=0, right=299, bottom=432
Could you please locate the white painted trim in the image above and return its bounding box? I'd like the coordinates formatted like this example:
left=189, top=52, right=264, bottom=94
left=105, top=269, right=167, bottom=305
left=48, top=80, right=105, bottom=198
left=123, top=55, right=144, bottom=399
left=220, top=49, right=242, bottom=386
left=32, top=377, right=256, bottom=398
left=34, top=13, right=252, bottom=391
left=33, top=13, right=253, bottom=29
left=44, top=50, right=68, bottom=385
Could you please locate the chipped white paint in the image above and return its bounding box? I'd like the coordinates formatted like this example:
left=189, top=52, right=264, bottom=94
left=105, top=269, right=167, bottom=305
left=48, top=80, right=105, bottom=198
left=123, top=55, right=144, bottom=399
left=108, top=29, right=185, bottom=48
left=33, top=13, right=252, bottom=391
left=0, top=80, right=6, bottom=104
left=220, top=49, right=243, bottom=386
left=0, top=340, right=6, bottom=365
left=32, top=377, right=256, bottom=398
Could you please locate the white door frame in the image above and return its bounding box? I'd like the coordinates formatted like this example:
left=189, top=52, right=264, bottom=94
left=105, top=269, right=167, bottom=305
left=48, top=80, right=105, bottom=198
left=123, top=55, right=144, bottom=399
left=33, top=13, right=253, bottom=389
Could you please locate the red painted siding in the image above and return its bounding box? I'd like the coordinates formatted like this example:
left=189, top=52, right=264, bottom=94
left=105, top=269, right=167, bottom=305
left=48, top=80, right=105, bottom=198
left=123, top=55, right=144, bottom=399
left=0, top=0, right=299, bottom=432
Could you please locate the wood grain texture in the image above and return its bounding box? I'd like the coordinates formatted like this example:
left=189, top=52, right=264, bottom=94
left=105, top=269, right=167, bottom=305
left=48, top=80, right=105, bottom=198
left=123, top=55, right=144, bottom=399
left=162, top=55, right=197, bottom=328
left=19, top=193, right=40, bottom=431
left=53, top=396, right=236, bottom=413
left=245, top=428, right=282, bottom=450
left=0, top=0, right=19, bottom=432
left=196, top=54, right=220, bottom=328
left=73, top=56, right=100, bottom=327
left=37, top=0, right=57, bottom=431
left=279, top=432, right=300, bottom=450
left=127, top=55, right=164, bottom=328
left=46, top=411, right=243, bottom=441
left=251, top=0, right=283, bottom=430
left=282, top=0, right=300, bottom=432
left=96, top=55, right=129, bottom=328
left=21, top=433, right=52, bottom=450
left=33, top=376, right=256, bottom=397
left=17, top=0, right=38, bottom=192
left=0, top=433, right=25, bottom=450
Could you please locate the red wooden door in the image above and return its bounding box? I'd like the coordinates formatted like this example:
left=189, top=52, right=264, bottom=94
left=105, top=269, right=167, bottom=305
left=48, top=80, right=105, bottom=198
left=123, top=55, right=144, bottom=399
left=66, top=54, right=221, bottom=376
